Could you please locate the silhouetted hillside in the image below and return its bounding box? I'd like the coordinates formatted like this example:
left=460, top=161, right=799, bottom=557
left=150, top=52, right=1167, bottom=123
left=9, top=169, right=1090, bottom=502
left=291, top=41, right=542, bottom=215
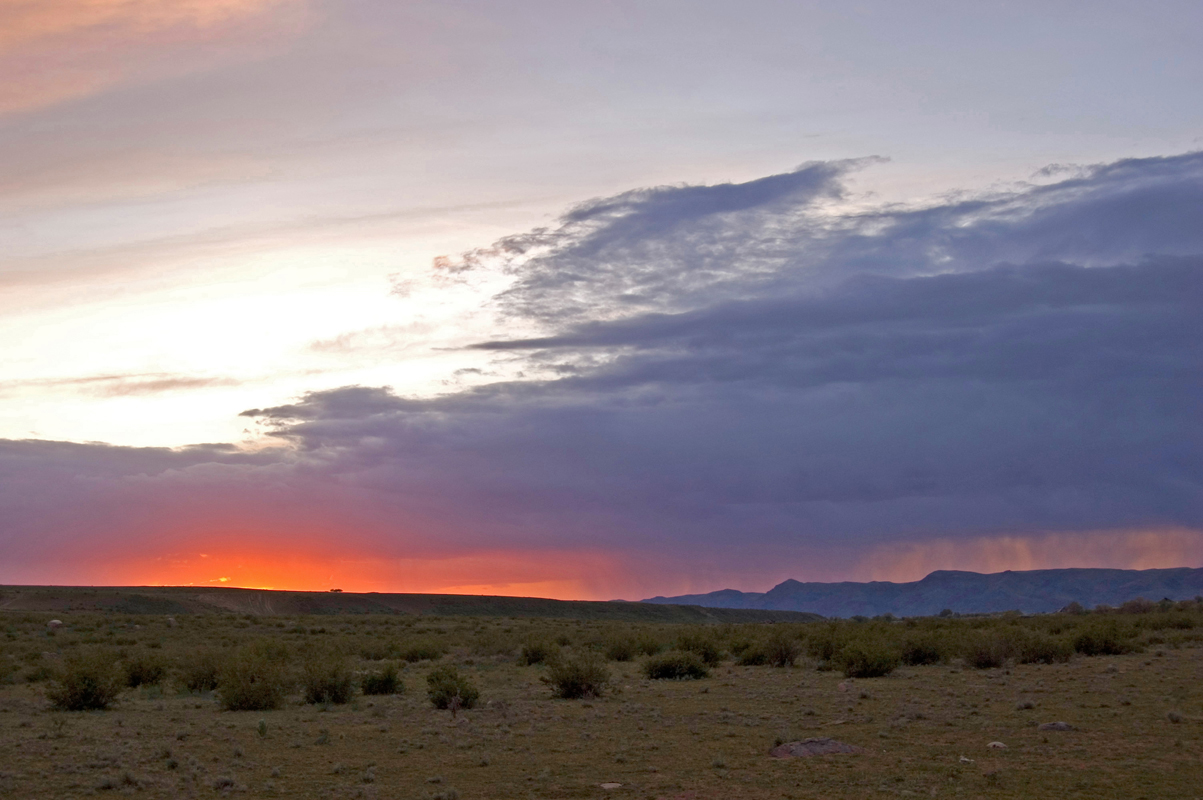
left=0, top=585, right=819, bottom=623
left=643, top=567, right=1203, bottom=617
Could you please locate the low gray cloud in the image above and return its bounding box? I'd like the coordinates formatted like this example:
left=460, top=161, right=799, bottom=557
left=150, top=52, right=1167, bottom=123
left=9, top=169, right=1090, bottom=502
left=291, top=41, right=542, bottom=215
left=3, top=153, right=1202, bottom=589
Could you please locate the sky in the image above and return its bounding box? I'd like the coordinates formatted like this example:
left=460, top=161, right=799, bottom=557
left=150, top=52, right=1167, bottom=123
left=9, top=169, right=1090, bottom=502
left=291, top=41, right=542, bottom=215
left=1, top=0, right=1202, bottom=599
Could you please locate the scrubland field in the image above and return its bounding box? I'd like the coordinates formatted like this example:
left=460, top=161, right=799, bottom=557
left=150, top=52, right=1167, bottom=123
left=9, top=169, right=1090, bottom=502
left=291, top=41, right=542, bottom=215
left=1, top=594, right=1201, bottom=799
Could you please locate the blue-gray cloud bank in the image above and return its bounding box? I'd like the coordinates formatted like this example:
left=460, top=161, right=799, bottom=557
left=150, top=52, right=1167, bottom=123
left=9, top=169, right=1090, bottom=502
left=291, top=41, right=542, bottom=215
left=4, top=153, right=1203, bottom=592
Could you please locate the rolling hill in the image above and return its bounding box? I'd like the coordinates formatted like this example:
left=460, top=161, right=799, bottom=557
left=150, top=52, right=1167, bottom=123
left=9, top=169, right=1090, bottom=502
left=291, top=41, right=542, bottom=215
left=0, top=585, right=819, bottom=623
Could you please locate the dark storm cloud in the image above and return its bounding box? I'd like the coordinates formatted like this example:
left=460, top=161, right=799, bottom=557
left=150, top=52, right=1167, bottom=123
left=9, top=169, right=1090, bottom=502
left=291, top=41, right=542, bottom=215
left=439, top=152, right=1203, bottom=327
left=3, top=152, right=1202, bottom=582
left=256, top=152, right=1203, bottom=546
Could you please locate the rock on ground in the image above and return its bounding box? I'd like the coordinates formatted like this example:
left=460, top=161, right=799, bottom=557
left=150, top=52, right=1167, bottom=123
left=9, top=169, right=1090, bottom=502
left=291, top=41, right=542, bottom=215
left=1038, top=721, right=1074, bottom=731
left=770, top=738, right=865, bottom=757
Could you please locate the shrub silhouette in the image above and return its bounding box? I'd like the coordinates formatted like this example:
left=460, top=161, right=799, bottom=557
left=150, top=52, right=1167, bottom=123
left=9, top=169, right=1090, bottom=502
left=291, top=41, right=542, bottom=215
left=805, top=625, right=847, bottom=669
left=46, top=649, right=123, bottom=710
left=519, top=640, right=557, bottom=665
left=900, top=636, right=944, bottom=666
left=733, top=641, right=769, bottom=666
left=635, top=636, right=662, bottom=656
left=643, top=651, right=709, bottom=680
left=839, top=641, right=900, bottom=678
left=401, top=639, right=446, bottom=663
left=963, top=633, right=1011, bottom=669
left=603, top=638, right=636, bottom=662
left=179, top=649, right=222, bottom=693
left=544, top=653, right=609, bottom=698
left=1072, top=620, right=1134, bottom=656
left=676, top=632, right=724, bottom=666
left=217, top=642, right=291, bottom=711
left=301, top=651, right=354, bottom=705
left=764, top=631, right=802, bottom=667
left=361, top=663, right=403, bottom=695
left=426, top=666, right=479, bottom=710
left=1016, top=633, right=1073, bottom=664
left=123, top=651, right=167, bottom=688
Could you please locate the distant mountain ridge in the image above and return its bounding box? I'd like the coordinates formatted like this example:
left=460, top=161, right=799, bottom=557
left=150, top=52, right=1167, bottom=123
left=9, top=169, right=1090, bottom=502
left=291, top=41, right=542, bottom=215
left=643, top=567, right=1203, bottom=618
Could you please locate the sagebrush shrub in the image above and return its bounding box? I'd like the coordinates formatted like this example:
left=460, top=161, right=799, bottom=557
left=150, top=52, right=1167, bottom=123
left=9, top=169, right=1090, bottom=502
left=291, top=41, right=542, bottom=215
left=805, top=625, right=846, bottom=667
left=357, top=640, right=397, bottom=661
left=123, top=651, right=167, bottom=688
left=676, top=632, right=724, bottom=666
left=763, top=632, right=802, bottom=667
left=361, top=663, right=403, bottom=695
left=179, top=649, right=222, bottom=693
left=518, top=640, right=556, bottom=665
left=603, top=638, right=636, bottom=662
left=962, top=633, right=1010, bottom=669
left=643, top=650, right=709, bottom=680
left=838, top=641, right=900, bottom=678
left=900, top=636, right=944, bottom=666
left=217, top=643, right=291, bottom=711
left=401, top=639, right=446, bottom=663
left=1073, top=621, right=1134, bottom=656
left=543, top=653, right=609, bottom=698
left=734, top=647, right=769, bottom=666
left=46, top=649, right=123, bottom=710
left=301, top=652, right=354, bottom=704
left=635, top=636, right=662, bottom=657
left=426, top=666, right=479, bottom=710
left=1016, top=634, right=1073, bottom=664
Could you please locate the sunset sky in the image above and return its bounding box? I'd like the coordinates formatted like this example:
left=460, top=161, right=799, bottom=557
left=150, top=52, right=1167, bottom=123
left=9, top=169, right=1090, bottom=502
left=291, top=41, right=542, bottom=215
left=2, top=0, right=1202, bottom=599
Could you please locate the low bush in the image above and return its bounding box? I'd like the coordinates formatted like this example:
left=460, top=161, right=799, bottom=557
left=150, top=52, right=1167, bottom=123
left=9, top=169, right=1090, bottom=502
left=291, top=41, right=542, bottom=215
left=838, top=641, right=900, bottom=678
left=46, top=649, right=123, bottom=710
left=1016, top=633, right=1073, bottom=664
left=469, top=630, right=518, bottom=657
left=518, top=640, right=557, bottom=665
left=301, top=652, right=355, bottom=705
left=603, top=638, right=636, bottom=662
left=426, top=666, right=479, bottom=710
left=123, top=651, right=167, bottom=688
left=179, top=649, right=222, bottom=693
left=805, top=625, right=846, bottom=668
left=543, top=653, right=609, bottom=698
left=677, top=633, right=724, bottom=666
left=1073, top=621, right=1135, bottom=656
left=361, top=663, right=403, bottom=695
left=900, top=636, right=944, bottom=666
left=357, top=640, right=397, bottom=661
left=734, top=647, right=769, bottom=666
left=401, top=639, right=446, bottom=663
left=963, top=633, right=1010, bottom=669
left=763, top=631, right=802, bottom=667
left=643, top=650, right=709, bottom=680
left=217, top=643, right=292, bottom=711
left=635, top=636, right=662, bottom=657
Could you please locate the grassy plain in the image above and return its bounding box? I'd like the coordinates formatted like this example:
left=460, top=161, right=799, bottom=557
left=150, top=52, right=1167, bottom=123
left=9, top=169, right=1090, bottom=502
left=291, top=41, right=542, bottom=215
left=0, top=593, right=1200, bottom=799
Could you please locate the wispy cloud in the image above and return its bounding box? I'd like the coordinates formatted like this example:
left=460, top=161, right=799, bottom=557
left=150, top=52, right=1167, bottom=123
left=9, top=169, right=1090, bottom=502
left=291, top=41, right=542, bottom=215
left=0, top=372, right=242, bottom=398
left=0, top=0, right=307, bottom=115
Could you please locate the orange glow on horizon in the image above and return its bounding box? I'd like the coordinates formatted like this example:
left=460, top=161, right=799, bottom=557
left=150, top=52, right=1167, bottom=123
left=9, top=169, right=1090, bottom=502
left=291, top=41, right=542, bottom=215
left=68, top=546, right=635, bottom=601
left=7, top=528, right=1200, bottom=601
